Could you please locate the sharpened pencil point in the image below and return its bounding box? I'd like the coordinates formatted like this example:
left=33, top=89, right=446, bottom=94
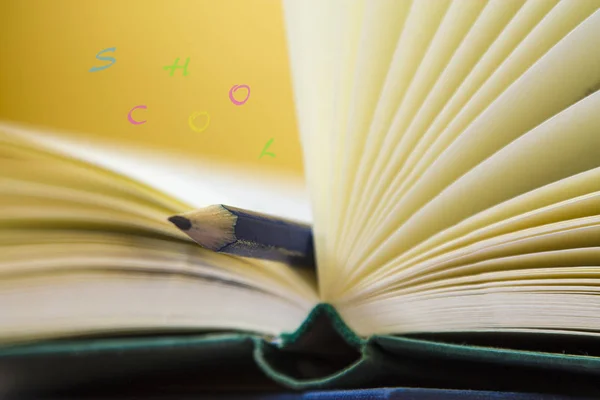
left=168, top=215, right=192, bottom=231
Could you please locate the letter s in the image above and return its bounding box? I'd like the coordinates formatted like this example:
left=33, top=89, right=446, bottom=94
left=89, top=47, right=116, bottom=72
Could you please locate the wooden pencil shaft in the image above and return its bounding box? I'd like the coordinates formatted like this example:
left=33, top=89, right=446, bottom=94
left=223, top=205, right=313, bottom=252
left=221, top=205, right=315, bottom=267
left=169, top=205, right=316, bottom=268
left=221, top=240, right=314, bottom=267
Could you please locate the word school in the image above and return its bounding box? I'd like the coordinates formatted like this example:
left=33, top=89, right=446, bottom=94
left=89, top=47, right=251, bottom=133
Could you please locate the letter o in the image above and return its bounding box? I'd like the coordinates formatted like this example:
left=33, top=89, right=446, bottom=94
left=188, top=111, right=210, bottom=133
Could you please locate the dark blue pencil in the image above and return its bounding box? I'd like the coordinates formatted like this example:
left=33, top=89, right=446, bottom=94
left=168, top=205, right=315, bottom=268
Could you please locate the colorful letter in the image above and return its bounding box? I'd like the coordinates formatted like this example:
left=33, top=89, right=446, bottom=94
left=229, top=85, right=251, bottom=106
left=89, top=47, right=116, bottom=72
left=188, top=111, right=210, bottom=132
left=164, top=58, right=190, bottom=77
left=259, top=138, right=276, bottom=159
left=128, top=105, right=147, bottom=125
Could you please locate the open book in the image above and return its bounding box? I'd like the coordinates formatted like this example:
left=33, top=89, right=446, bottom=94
left=3, top=0, right=600, bottom=397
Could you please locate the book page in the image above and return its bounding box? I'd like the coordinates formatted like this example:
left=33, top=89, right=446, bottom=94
left=284, top=0, right=600, bottom=337
left=0, top=122, right=311, bottom=223
left=0, top=125, right=319, bottom=341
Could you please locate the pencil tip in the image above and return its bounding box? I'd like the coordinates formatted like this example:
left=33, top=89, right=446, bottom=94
left=168, top=215, right=192, bottom=231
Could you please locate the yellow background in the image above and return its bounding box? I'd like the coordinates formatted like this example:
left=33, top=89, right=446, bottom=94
left=0, top=0, right=305, bottom=180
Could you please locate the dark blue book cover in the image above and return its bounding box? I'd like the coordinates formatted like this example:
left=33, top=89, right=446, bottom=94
left=194, top=388, right=593, bottom=400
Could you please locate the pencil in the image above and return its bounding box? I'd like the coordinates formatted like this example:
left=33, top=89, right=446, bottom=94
left=168, top=205, right=315, bottom=268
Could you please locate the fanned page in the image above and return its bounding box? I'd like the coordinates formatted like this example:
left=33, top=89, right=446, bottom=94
left=283, top=0, right=600, bottom=336
left=0, top=125, right=318, bottom=343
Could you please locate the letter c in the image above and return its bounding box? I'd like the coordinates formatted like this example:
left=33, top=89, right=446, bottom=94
left=128, top=105, right=147, bottom=125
